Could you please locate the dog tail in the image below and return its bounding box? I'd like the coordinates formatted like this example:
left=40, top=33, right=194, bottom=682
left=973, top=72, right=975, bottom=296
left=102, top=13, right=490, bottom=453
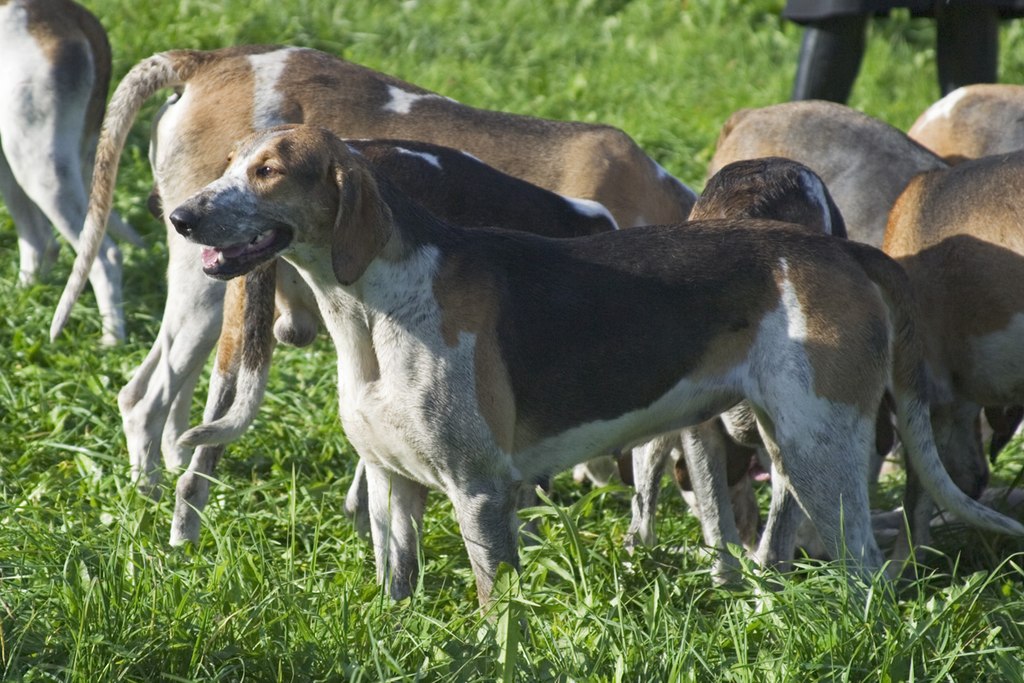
left=50, top=50, right=211, bottom=342
left=177, top=265, right=277, bottom=447
left=849, top=242, right=1024, bottom=539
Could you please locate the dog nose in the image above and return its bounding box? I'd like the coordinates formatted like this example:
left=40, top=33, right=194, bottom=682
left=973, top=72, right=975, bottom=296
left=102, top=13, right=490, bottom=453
left=169, top=207, right=197, bottom=238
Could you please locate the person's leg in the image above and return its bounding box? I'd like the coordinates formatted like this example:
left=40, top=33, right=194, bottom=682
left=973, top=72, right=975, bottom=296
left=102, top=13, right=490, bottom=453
left=935, top=4, right=999, bottom=96
left=792, top=14, right=869, bottom=103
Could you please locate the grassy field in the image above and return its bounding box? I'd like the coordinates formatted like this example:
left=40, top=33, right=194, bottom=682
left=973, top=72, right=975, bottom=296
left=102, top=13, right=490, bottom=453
left=3, top=0, right=1024, bottom=679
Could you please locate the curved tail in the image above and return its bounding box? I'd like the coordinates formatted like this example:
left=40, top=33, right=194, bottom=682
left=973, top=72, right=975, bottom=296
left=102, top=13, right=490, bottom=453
left=50, top=50, right=207, bottom=342
left=178, top=265, right=277, bottom=447
left=176, top=358, right=270, bottom=447
left=849, top=242, right=1024, bottom=538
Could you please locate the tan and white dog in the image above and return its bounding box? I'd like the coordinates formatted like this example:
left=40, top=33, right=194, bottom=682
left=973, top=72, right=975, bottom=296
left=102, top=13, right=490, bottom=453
left=884, top=150, right=1024, bottom=562
left=0, top=0, right=138, bottom=345
left=47, top=46, right=696, bottom=500
left=908, top=84, right=1024, bottom=163
left=708, top=100, right=947, bottom=248
left=168, top=136, right=617, bottom=546
left=169, top=125, right=1024, bottom=604
left=908, top=85, right=1024, bottom=463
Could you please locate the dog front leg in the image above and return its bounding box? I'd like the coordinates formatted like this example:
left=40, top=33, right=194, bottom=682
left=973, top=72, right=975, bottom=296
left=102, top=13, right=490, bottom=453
left=623, top=433, right=676, bottom=552
left=680, top=422, right=745, bottom=583
left=449, top=480, right=522, bottom=607
left=364, top=463, right=428, bottom=601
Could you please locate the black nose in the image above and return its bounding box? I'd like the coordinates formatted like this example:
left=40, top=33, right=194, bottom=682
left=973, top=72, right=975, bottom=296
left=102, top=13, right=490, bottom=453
left=169, top=206, right=197, bottom=238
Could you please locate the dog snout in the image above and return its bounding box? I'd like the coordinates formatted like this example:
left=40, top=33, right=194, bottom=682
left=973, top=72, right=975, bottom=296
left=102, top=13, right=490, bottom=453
left=169, top=206, right=200, bottom=238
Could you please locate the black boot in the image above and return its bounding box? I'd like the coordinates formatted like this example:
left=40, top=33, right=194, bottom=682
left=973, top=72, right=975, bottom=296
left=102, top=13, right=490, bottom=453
left=791, top=14, right=869, bottom=103
left=936, top=4, right=998, bottom=96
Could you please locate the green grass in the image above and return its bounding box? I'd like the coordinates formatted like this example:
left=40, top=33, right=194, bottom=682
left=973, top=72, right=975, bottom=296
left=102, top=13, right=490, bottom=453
left=3, top=0, right=1024, bottom=679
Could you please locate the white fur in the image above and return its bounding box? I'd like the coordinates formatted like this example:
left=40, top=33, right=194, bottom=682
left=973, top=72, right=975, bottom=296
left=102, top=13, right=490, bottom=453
left=394, top=146, right=442, bottom=169
left=382, top=84, right=448, bottom=115
left=918, top=86, right=970, bottom=127
left=248, top=49, right=296, bottom=128
left=567, top=196, right=618, bottom=227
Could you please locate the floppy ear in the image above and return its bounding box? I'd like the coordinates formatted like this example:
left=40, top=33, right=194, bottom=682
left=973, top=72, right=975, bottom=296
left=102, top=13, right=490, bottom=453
left=331, top=157, right=393, bottom=285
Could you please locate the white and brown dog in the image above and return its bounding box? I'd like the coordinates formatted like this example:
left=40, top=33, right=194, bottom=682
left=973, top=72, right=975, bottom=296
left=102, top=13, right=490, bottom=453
left=168, top=136, right=617, bottom=546
left=0, top=0, right=138, bottom=345
left=908, top=84, right=1024, bottom=164
left=169, top=125, right=1024, bottom=604
left=884, top=150, right=1024, bottom=562
left=708, top=100, right=947, bottom=247
left=47, top=45, right=694, bottom=501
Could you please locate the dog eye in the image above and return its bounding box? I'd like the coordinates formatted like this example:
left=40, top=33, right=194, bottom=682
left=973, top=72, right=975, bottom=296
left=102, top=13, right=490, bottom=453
left=255, top=165, right=276, bottom=178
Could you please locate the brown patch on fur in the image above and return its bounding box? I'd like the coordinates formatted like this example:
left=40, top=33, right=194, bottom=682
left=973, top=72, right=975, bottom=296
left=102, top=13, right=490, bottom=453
left=216, top=278, right=246, bottom=376
left=682, top=253, right=778, bottom=382
left=240, top=264, right=277, bottom=372
left=432, top=259, right=517, bottom=453
left=330, top=148, right=393, bottom=285
left=266, top=50, right=694, bottom=227
left=215, top=263, right=276, bottom=378
left=885, top=154, right=1024, bottom=399
left=778, top=254, right=889, bottom=414
left=693, top=157, right=846, bottom=238
left=151, top=63, right=258, bottom=215
left=942, top=154, right=970, bottom=165
left=554, top=130, right=691, bottom=226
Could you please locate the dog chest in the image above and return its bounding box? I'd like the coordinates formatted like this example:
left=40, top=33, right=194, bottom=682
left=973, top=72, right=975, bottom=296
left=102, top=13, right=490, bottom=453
left=304, top=252, right=514, bottom=490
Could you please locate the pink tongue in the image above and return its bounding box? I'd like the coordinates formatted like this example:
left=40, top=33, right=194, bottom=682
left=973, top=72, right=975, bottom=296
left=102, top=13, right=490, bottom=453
left=201, top=248, right=220, bottom=269
left=201, top=243, right=250, bottom=268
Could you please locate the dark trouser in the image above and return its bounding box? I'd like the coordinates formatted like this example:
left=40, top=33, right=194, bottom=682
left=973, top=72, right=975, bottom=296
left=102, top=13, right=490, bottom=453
left=791, top=6, right=999, bottom=103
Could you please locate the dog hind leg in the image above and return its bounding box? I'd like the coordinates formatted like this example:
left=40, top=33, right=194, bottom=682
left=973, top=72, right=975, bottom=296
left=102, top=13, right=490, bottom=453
left=623, top=433, right=675, bottom=552
left=0, top=151, right=59, bottom=285
left=679, top=422, right=746, bottom=582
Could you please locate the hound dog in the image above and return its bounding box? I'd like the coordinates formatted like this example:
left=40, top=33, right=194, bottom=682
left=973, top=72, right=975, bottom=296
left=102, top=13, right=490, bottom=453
left=0, top=0, right=138, bottom=345
left=708, top=100, right=947, bottom=248
left=167, top=136, right=616, bottom=546
left=46, top=45, right=694, bottom=500
left=907, top=86, right=1024, bottom=461
left=624, top=157, right=852, bottom=578
left=884, top=150, right=1024, bottom=564
left=169, top=125, right=1024, bottom=604
left=908, top=84, right=1024, bottom=164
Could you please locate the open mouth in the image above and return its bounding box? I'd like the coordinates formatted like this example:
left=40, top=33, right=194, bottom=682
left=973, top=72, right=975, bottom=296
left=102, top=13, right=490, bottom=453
left=200, top=225, right=293, bottom=279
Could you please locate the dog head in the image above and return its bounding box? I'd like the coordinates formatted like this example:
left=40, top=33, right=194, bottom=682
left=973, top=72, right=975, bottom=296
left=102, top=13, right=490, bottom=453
left=692, top=157, right=847, bottom=238
left=169, top=124, right=392, bottom=284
